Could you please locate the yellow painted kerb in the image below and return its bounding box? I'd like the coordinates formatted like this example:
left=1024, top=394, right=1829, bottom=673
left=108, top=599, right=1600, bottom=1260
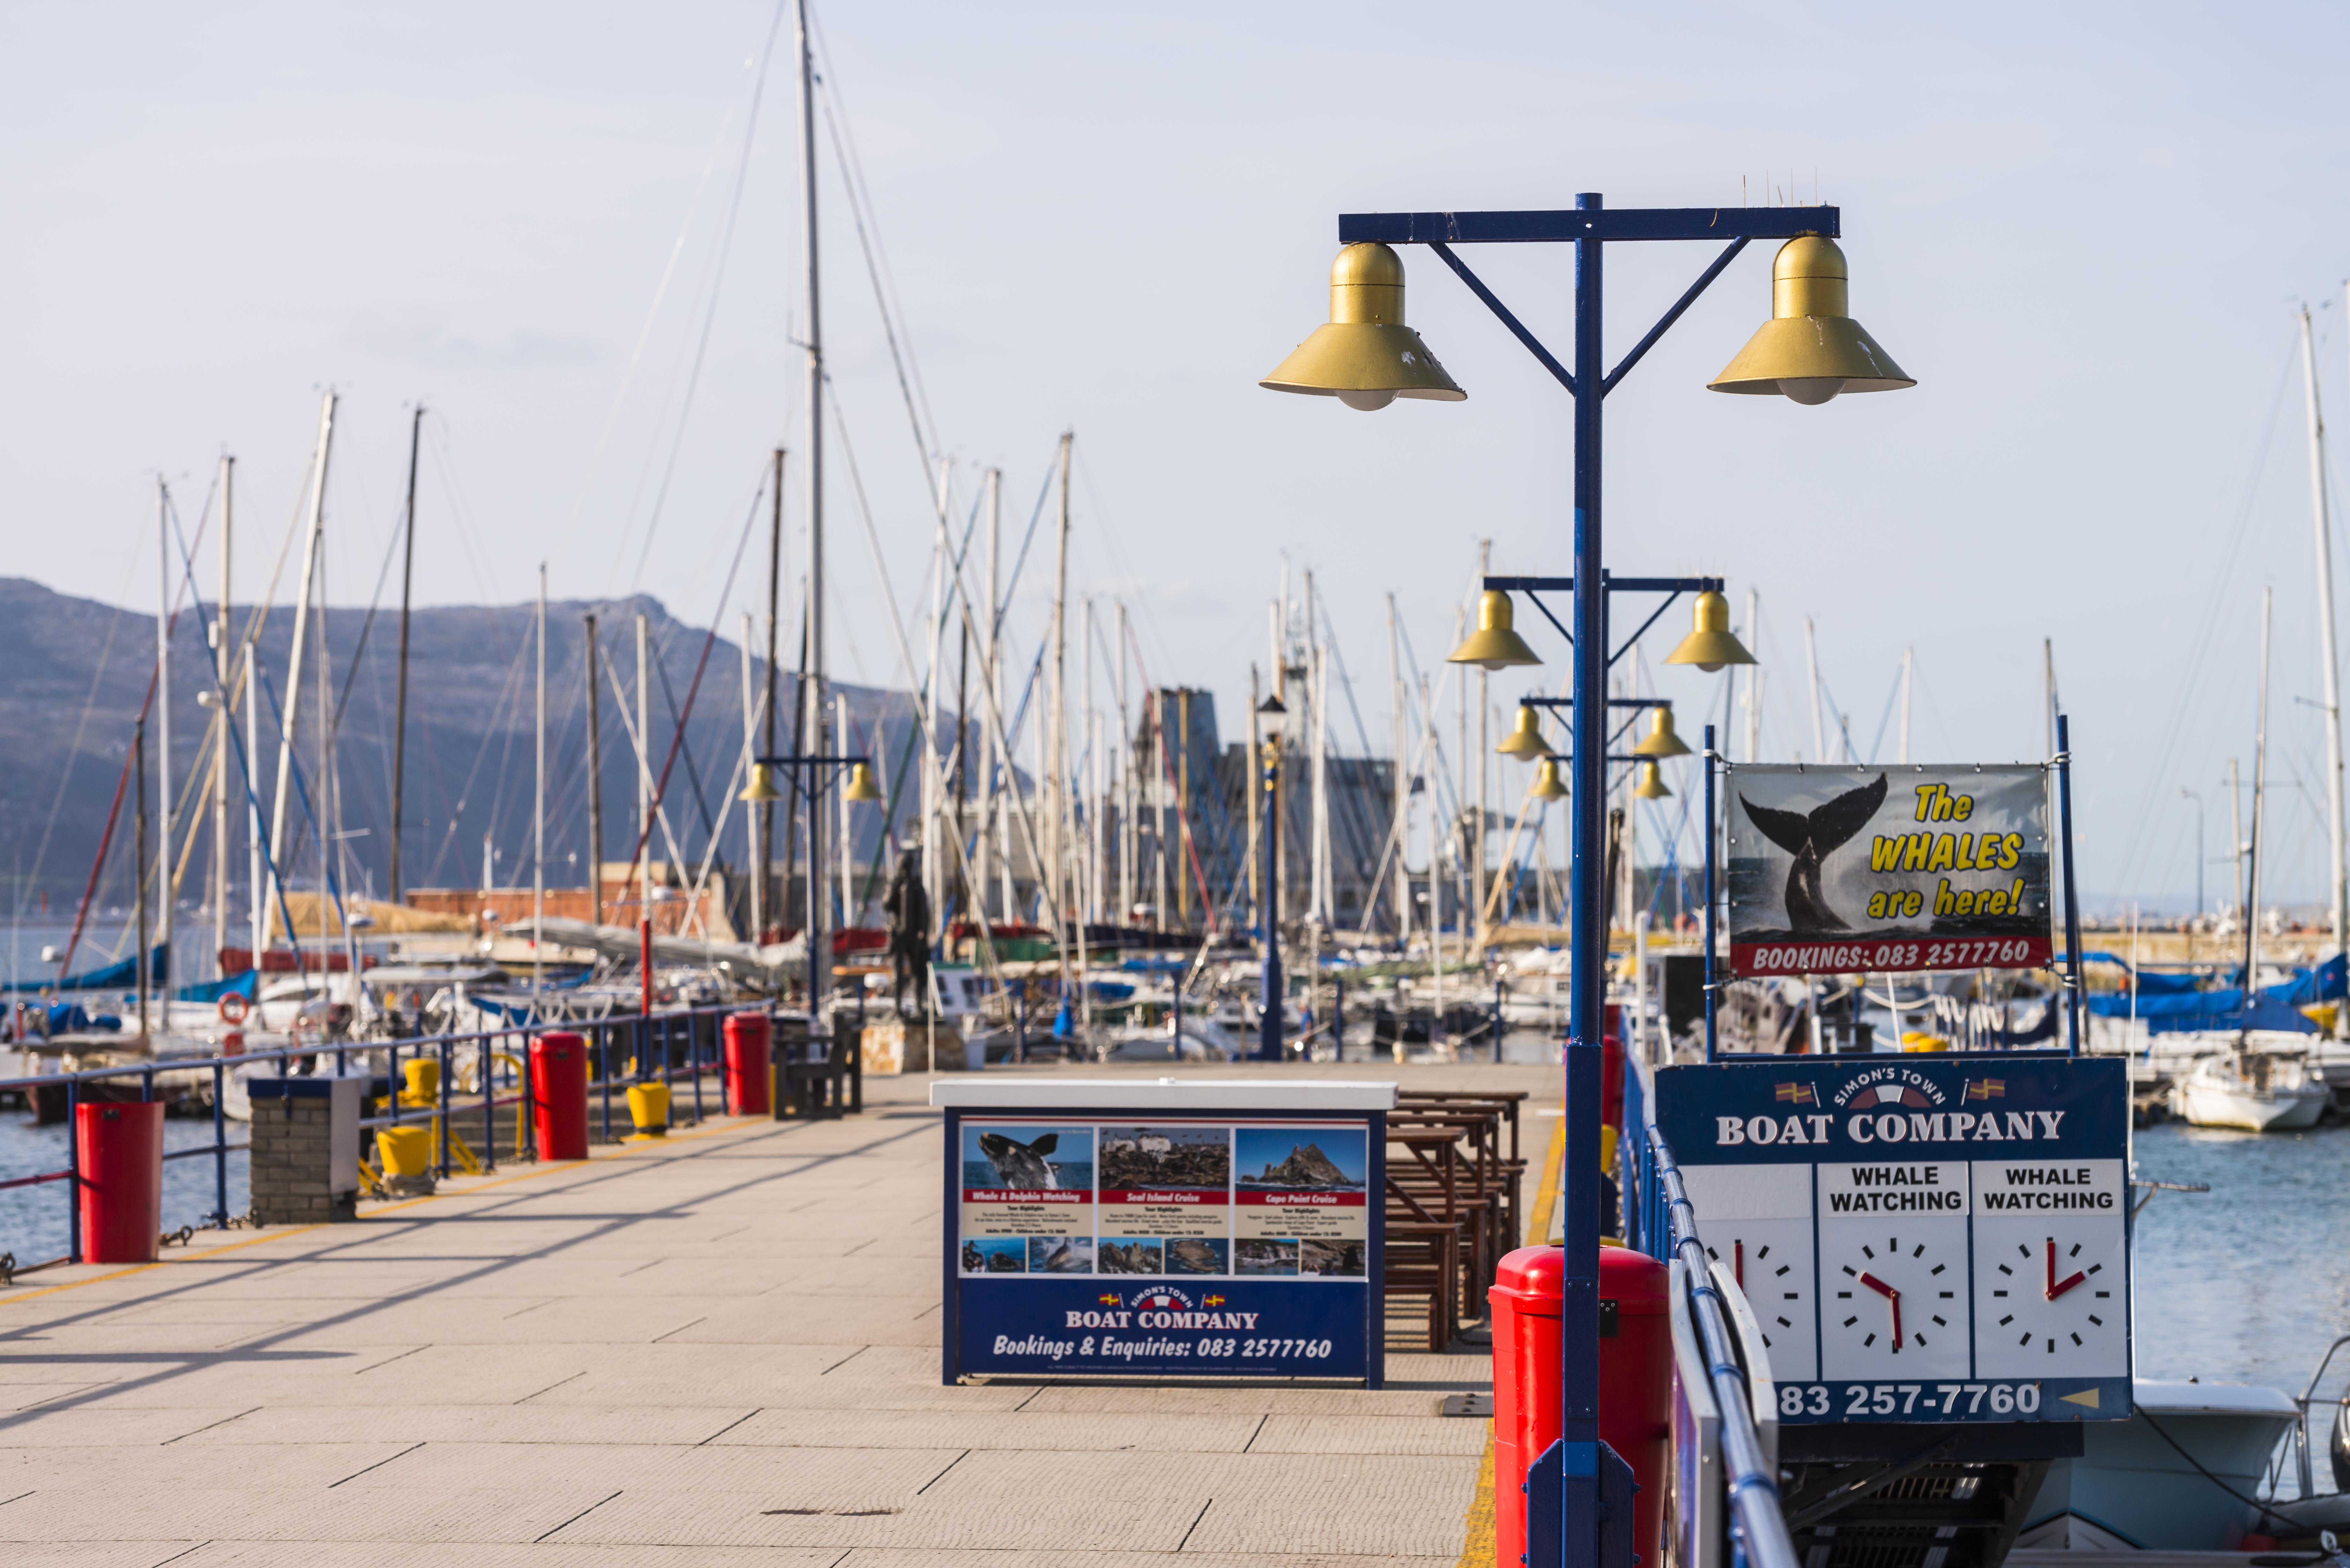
left=1459, top=1108, right=1566, bottom=1568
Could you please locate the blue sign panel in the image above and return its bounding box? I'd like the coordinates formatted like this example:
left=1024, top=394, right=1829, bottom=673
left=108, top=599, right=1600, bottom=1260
left=1655, top=1055, right=2130, bottom=1422
left=941, top=1107, right=1384, bottom=1386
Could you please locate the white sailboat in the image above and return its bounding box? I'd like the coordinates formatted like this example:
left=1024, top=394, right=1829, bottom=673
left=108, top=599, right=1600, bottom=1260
left=2178, top=588, right=2331, bottom=1131
left=2174, top=1040, right=2330, bottom=1130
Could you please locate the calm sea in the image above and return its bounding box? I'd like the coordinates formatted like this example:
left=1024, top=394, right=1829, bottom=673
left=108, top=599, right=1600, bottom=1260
left=2130, top=1119, right=2350, bottom=1399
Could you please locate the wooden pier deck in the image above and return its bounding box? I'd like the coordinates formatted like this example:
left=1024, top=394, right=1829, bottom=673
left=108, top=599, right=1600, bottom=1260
left=0, top=1060, right=1554, bottom=1567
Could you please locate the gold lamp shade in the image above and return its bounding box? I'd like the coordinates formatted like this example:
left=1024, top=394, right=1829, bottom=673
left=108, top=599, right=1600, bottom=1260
left=739, top=762, right=784, bottom=803
left=1530, top=758, right=1569, bottom=801
left=1498, top=704, right=1550, bottom=759
left=1632, top=759, right=1673, bottom=800
left=1709, top=236, right=1914, bottom=405
left=1630, top=705, right=1692, bottom=758
left=1448, top=590, right=1542, bottom=671
left=1664, top=591, right=1756, bottom=673
left=843, top=761, right=883, bottom=803
left=1260, top=242, right=1466, bottom=411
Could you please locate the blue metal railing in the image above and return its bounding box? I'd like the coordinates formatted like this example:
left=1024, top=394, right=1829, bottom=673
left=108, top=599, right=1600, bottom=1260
left=0, top=1001, right=760, bottom=1276
left=1624, top=1058, right=1800, bottom=1568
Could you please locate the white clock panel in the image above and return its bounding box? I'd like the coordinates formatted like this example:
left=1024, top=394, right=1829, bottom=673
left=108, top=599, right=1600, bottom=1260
left=1816, top=1161, right=1972, bottom=1380
left=1679, top=1162, right=1817, bottom=1382
left=1970, top=1158, right=2128, bottom=1378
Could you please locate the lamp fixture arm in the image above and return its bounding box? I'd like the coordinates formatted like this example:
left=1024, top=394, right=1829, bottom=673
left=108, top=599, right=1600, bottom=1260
left=1427, top=242, right=1577, bottom=396
left=1521, top=589, right=1574, bottom=647
left=1609, top=589, right=1687, bottom=670
left=1599, top=237, right=1749, bottom=397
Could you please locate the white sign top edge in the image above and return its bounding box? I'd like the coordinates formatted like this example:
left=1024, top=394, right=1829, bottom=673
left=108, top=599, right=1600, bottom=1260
left=928, top=1079, right=1399, bottom=1111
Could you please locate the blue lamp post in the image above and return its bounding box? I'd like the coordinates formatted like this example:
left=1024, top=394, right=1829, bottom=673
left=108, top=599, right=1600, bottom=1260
left=1262, top=194, right=1912, bottom=1567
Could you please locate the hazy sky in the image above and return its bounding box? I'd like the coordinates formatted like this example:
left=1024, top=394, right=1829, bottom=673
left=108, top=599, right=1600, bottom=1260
left=5, top=2, right=2349, bottom=913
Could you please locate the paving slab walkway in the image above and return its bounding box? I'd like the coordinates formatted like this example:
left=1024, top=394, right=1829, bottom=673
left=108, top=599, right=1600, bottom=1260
left=0, top=1059, right=1557, bottom=1567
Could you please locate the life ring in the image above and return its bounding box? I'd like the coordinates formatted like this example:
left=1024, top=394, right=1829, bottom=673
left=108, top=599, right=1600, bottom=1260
left=218, top=992, right=250, bottom=1024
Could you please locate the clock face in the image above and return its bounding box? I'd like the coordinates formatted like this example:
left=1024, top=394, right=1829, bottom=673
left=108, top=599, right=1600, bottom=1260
left=1678, top=1163, right=1817, bottom=1383
left=1970, top=1159, right=2129, bottom=1378
left=1816, top=1162, right=1972, bottom=1380
left=1701, top=1219, right=1818, bottom=1383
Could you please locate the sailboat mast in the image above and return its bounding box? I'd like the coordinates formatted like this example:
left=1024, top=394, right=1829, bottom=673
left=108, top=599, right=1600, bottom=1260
left=534, top=563, right=546, bottom=999
left=979, top=469, right=1001, bottom=919
left=246, top=654, right=262, bottom=961
left=2301, top=305, right=2346, bottom=977
left=762, top=449, right=784, bottom=941
left=585, top=614, right=604, bottom=926
left=1116, top=597, right=1131, bottom=923
left=268, top=392, right=335, bottom=958
left=390, top=406, right=421, bottom=904
left=1049, top=432, right=1073, bottom=950
left=1743, top=588, right=1762, bottom=763
left=1803, top=615, right=1824, bottom=763
left=2242, top=591, right=2273, bottom=1043
left=2044, top=638, right=2058, bottom=758
left=135, top=724, right=149, bottom=1037
left=739, top=613, right=759, bottom=939
left=1474, top=541, right=1489, bottom=923
left=1388, top=592, right=1407, bottom=942
left=635, top=614, right=653, bottom=916
left=155, top=480, right=171, bottom=1004
left=795, top=0, right=828, bottom=1003
left=1081, top=597, right=1096, bottom=926
left=214, top=455, right=232, bottom=980
left=1899, top=647, right=1913, bottom=765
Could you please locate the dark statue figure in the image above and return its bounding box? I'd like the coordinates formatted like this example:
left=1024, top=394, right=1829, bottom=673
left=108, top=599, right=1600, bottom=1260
left=884, top=848, right=932, bottom=1016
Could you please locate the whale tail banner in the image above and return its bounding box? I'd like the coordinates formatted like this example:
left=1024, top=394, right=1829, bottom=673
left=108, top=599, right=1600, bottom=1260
left=1725, top=764, right=2054, bottom=978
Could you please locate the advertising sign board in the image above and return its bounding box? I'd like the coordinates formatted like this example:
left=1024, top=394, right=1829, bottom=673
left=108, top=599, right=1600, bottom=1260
left=935, top=1080, right=1391, bottom=1385
left=1653, top=1055, right=2130, bottom=1423
left=1725, top=765, right=2053, bottom=978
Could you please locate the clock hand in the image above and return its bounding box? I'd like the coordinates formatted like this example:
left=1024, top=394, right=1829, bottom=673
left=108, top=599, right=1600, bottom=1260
left=1859, top=1270, right=1903, bottom=1350
left=2046, top=1239, right=2087, bottom=1300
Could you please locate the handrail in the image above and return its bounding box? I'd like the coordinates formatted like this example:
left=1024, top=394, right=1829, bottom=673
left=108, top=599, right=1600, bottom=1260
left=1624, top=1059, right=1800, bottom=1568
left=0, top=1000, right=763, bottom=1271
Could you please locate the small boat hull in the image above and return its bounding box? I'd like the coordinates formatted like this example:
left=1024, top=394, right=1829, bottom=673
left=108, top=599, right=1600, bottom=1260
left=2175, top=1052, right=2331, bottom=1131
left=2018, top=1380, right=2299, bottom=1551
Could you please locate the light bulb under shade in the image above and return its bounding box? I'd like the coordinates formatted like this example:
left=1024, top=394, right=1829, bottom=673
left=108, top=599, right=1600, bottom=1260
left=1337, top=388, right=1397, bottom=412
left=1776, top=377, right=1845, bottom=406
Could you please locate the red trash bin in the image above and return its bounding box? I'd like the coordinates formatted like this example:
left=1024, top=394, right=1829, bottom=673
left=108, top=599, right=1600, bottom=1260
left=530, top=1031, right=590, bottom=1160
left=77, top=1101, right=164, bottom=1264
left=1488, top=1243, right=1673, bottom=1568
left=724, top=1012, right=772, bottom=1116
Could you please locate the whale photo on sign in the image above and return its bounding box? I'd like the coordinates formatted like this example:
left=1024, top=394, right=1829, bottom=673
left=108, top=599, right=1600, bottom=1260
left=1726, top=765, right=2053, bottom=978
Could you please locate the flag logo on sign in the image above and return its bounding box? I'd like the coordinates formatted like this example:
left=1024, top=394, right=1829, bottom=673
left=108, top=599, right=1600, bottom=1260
left=1966, top=1079, right=2006, bottom=1101
left=1775, top=1082, right=1816, bottom=1105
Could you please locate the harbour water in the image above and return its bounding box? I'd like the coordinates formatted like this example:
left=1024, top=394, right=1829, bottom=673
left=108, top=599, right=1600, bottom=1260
left=0, top=1114, right=248, bottom=1266
left=2131, top=1119, right=2350, bottom=1405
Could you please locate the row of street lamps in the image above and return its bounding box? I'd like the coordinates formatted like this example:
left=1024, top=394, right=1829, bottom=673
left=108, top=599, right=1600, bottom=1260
left=1259, top=197, right=1914, bottom=1567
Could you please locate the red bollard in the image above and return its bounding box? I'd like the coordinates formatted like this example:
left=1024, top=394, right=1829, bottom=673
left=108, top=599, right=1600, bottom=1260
left=77, top=1101, right=164, bottom=1264
left=723, top=1012, right=773, bottom=1116
left=1488, top=1243, right=1673, bottom=1568
left=530, top=1032, right=590, bottom=1160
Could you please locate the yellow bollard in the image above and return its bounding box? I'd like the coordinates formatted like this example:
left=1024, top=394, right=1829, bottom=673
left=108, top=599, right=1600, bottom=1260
left=1899, top=1031, right=1952, bottom=1053
left=625, top=1082, right=671, bottom=1141
left=1599, top=1122, right=1619, bottom=1178
left=399, top=1058, right=441, bottom=1107
left=376, top=1126, right=436, bottom=1196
